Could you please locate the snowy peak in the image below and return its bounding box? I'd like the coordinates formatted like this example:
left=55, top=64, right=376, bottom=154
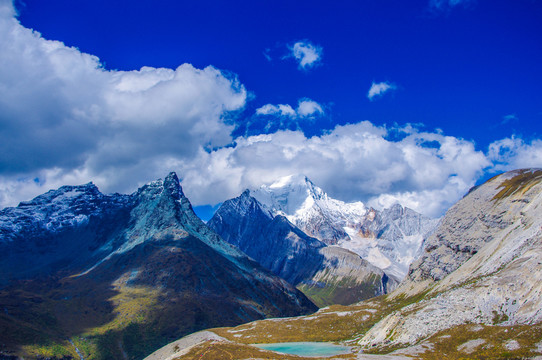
left=252, top=174, right=325, bottom=217
left=250, top=174, right=367, bottom=245
left=17, top=182, right=101, bottom=207
left=218, top=189, right=273, bottom=220
left=0, top=182, right=132, bottom=245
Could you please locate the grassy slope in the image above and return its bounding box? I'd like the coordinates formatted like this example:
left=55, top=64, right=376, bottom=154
left=169, top=291, right=542, bottom=360
left=1, top=237, right=315, bottom=360
left=297, top=273, right=382, bottom=308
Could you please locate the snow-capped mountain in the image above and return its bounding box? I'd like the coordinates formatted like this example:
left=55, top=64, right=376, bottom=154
left=209, top=190, right=395, bottom=306
left=250, top=174, right=439, bottom=280
left=0, top=173, right=315, bottom=360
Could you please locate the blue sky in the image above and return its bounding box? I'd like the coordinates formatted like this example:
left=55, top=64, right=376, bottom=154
left=15, top=0, right=542, bottom=144
left=1, top=0, right=541, bottom=218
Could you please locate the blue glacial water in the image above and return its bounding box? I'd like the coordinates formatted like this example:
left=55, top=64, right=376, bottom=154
left=252, top=342, right=351, bottom=357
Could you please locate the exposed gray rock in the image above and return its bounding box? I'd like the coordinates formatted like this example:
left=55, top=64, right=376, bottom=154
left=457, top=339, right=486, bottom=354
left=359, top=169, right=542, bottom=348
left=143, top=330, right=227, bottom=360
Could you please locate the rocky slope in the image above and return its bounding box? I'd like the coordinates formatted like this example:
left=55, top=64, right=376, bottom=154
left=0, top=182, right=133, bottom=286
left=209, top=190, right=395, bottom=307
left=0, top=173, right=316, bottom=360
left=250, top=175, right=438, bottom=280
left=358, top=168, right=542, bottom=348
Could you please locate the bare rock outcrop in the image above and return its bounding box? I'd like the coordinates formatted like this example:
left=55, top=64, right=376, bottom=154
left=360, top=169, right=542, bottom=348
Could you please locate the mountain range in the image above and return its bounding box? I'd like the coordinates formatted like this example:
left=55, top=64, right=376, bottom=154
left=249, top=175, right=439, bottom=280
left=0, top=173, right=315, bottom=359
left=208, top=189, right=392, bottom=307
left=208, top=175, right=437, bottom=306
left=148, top=168, right=542, bottom=360
left=6, top=169, right=538, bottom=360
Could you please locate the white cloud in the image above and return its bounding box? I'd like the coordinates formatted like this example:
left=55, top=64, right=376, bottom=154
left=0, top=1, right=246, bottom=207
left=2, top=1, right=540, bottom=221
left=297, top=99, right=324, bottom=117
left=255, top=99, right=324, bottom=119
left=178, top=122, right=490, bottom=218
left=289, top=41, right=322, bottom=70
left=488, top=137, right=542, bottom=171
left=263, top=48, right=272, bottom=62
left=256, top=104, right=296, bottom=117
left=367, top=81, right=397, bottom=101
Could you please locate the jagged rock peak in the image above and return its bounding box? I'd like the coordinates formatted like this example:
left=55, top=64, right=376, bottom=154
left=138, top=172, right=185, bottom=201
left=215, top=189, right=273, bottom=220
left=240, top=188, right=252, bottom=198
left=164, top=172, right=184, bottom=200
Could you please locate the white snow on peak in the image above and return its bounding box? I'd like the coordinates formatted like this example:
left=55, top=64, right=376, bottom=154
left=251, top=174, right=366, bottom=227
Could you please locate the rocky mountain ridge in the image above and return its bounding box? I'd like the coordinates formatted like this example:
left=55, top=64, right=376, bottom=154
left=359, top=168, right=542, bottom=348
left=0, top=173, right=316, bottom=359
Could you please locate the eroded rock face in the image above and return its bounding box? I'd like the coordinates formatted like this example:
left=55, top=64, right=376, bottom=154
left=359, top=169, right=542, bottom=348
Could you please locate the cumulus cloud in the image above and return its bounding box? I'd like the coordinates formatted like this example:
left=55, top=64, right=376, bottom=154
left=367, top=81, right=397, bottom=101
left=256, top=104, right=297, bottom=117
left=1, top=0, right=538, bottom=221
left=0, top=0, right=246, bottom=206
left=255, top=99, right=324, bottom=119
left=297, top=100, right=324, bottom=117
left=288, top=41, right=323, bottom=70
left=178, top=122, right=490, bottom=218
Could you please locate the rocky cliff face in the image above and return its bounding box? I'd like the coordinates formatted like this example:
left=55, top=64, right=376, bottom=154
left=209, top=190, right=396, bottom=307
left=0, top=173, right=316, bottom=360
left=359, top=168, right=542, bottom=348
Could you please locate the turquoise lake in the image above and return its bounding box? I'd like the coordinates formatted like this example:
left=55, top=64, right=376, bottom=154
left=252, top=342, right=351, bottom=357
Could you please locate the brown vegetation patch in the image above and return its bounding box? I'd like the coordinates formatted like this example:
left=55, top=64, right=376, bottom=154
left=492, top=169, right=542, bottom=201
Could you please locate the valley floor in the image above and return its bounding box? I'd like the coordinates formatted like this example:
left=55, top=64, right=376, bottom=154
left=145, top=295, right=542, bottom=360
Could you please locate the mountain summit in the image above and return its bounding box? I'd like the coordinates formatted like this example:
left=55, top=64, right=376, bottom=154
left=251, top=174, right=366, bottom=244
